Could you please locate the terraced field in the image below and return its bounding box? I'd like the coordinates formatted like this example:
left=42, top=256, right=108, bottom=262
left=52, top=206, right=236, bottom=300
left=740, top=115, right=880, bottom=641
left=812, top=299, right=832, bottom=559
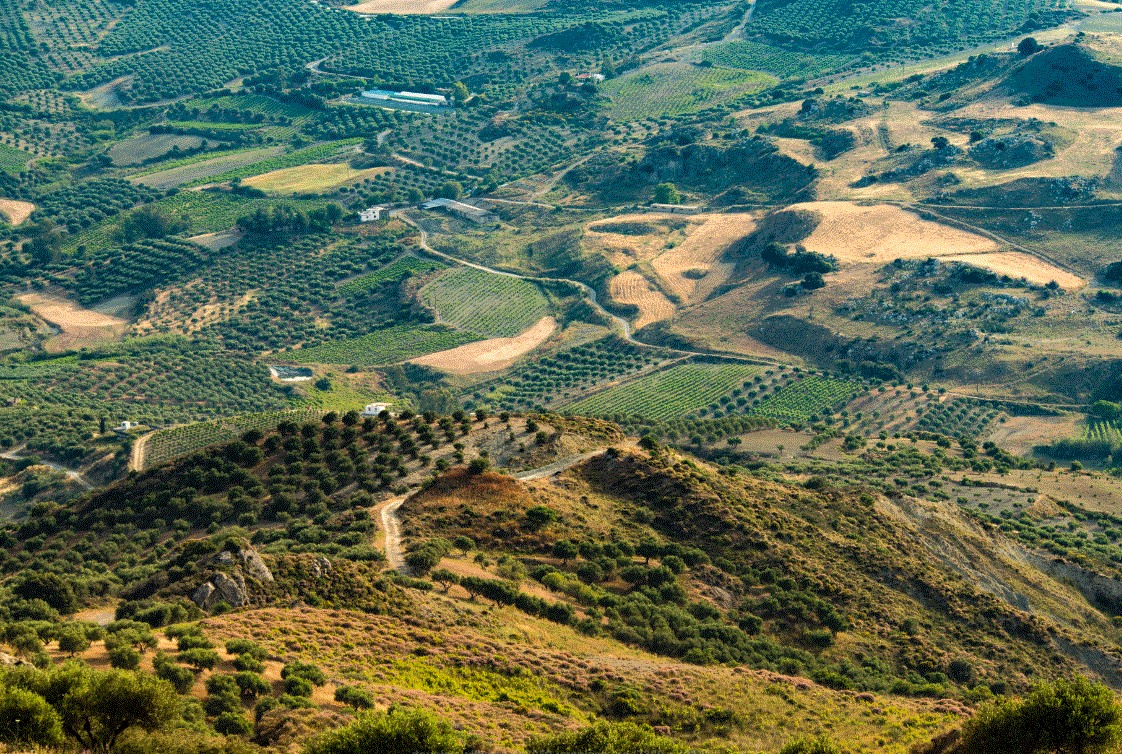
left=130, top=146, right=284, bottom=189
left=562, top=361, right=763, bottom=421
left=418, top=267, right=550, bottom=338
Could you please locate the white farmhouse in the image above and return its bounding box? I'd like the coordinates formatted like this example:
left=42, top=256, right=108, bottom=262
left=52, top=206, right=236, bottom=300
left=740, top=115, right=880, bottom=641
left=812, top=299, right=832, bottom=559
left=362, top=402, right=389, bottom=417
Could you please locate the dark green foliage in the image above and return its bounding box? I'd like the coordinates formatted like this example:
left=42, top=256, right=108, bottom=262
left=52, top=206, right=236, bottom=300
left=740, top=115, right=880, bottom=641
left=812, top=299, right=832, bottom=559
left=334, top=685, right=375, bottom=710
left=958, top=677, right=1122, bottom=754
left=0, top=663, right=179, bottom=754
left=153, top=653, right=196, bottom=694
left=12, top=572, right=80, bottom=615
left=213, top=711, right=254, bottom=736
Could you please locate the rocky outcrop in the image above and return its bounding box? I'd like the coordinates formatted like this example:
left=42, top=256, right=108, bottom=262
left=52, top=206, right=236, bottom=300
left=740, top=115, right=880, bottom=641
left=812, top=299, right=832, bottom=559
left=191, top=545, right=273, bottom=611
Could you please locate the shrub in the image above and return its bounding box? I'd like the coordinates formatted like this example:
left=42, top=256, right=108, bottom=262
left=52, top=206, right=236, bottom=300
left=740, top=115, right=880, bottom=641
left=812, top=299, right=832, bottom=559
left=527, top=721, right=687, bottom=753
left=0, top=687, right=64, bottom=747
left=284, top=676, right=315, bottom=697
left=154, top=655, right=196, bottom=694
left=109, top=645, right=142, bottom=670
left=225, top=639, right=267, bottom=659
left=779, top=737, right=842, bottom=754
left=233, top=654, right=265, bottom=673
left=335, top=685, right=375, bottom=710
left=178, top=648, right=220, bottom=670
left=213, top=711, right=253, bottom=736
left=304, top=707, right=465, bottom=754
left=234, top=671, right=270, bottom=698
left=958, top=677, right=1122, bottom=754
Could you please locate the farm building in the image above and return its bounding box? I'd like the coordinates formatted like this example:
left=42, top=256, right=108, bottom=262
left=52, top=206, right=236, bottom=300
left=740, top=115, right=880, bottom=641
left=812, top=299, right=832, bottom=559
left=360, top=89, right=450, bottom=108
left=359, top=206, right=387, bottom=222
left=649, top=203, right=701, bottom=214
left=362, top=402, right=389, bottom=417
left=420, top=197, right=496, bottom=224
left=113, top=421, right=136, bottom=436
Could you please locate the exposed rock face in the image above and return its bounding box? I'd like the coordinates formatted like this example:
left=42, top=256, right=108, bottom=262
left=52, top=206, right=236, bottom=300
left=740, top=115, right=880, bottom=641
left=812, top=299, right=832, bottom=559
left=191, top=546, right=272, bottom=610
left=0, top=651, right=29, bottom=667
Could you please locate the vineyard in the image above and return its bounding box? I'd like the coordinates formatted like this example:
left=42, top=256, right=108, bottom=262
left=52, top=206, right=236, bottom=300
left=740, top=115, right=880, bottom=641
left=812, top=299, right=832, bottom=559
left=288, top=324, right=478, bottom=366
left=130, top=147, right=286, bottom=189
left=701, top=41, right=855, bottom=79
left=561, top=361, right=764, bottom=421
left=747, top=375, right=861, bottom=424
left=138, top=407, right=326, bottom=470
left=1085, top=419, right=1122, bottom=445
left=337, top=255, right=445, bottom=296
left=0, top=143, right=31, bottom=174
left=480, top=337, right=674, bottom=410
left=601, top=63, right=774, bottom=122
left=184, top=140, right=363, bottom=188
left=418, top=267, right=551, bottom=339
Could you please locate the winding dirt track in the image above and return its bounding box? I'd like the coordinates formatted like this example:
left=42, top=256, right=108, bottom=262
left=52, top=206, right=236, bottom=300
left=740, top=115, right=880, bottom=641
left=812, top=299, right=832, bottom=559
left=377, top=448, right=613, bottom=574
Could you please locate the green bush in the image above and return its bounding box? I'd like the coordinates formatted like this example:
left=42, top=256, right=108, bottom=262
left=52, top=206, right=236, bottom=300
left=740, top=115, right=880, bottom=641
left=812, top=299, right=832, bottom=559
left=304, top=707, right=465, bottom=754
left=959, top=677, right=1122, bottom=754
left=213, top=711, right=254, bottom=736
left=780, top=736, right=842, bottom=754
left=335, top=685, right=375, bottom=710
left=527, top=721, right=687, bottom=754
left=0, top=686, right=64, bottom=747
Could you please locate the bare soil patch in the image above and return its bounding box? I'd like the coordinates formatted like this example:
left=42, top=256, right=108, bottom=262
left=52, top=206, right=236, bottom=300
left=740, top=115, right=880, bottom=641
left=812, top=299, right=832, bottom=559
left=0, top=199, right=35, bottom=226
left=650, top=213, right=756, bottom=303
left=344, top=0, right=457, bottom=13
left=411, top=316, right=556, bottom=374
left=19, top=292, right=128, bottom=352
left=609, top=271, right=676, bottom=329
left=791, top=201, right=999, bottom=262
left=983, top=413, right=1081, bottom=456
left=188, top=230, right=243, bottom=250
left=940, top=251, right=1084, bottom=289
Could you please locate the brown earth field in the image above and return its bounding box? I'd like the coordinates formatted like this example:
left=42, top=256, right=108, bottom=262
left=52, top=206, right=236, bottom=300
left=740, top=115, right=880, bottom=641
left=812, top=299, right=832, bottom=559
left=411, top=316, right=557, bottom=374
left=18, top=292, right=129, bottom=352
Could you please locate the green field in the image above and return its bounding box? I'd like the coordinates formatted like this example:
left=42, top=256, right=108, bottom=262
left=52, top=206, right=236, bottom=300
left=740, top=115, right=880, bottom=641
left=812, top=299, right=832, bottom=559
left=107, top=133, right=207, bottom=166
left=288, top=324, right=478, bottom=366
left=418, top=267, right=550, bottom=338
left=748, top=376, right=861, bottom=424
left=196, top=139, right=363, bottom=187
left=338, top=256, right=445, bottom=295
left=702, top=41, right=855, bottom=79
left=131, top=146, right=285, bottom=188
left=601, top=63, right=775, bottom=122
left=562, top=362, right=763, bottom=420
left=0, top=143, right=32, bottom=173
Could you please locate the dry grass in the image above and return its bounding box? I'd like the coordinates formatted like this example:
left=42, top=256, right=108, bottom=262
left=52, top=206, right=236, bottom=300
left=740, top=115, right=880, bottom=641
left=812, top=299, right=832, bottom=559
left=792, top=201, right=1000, bottom=262
left=983, top=413, right=1081, bottom=456
left=344, top=0, right=458, bottom=12
left=583, top=214, right=684, bottom=267
left=242, top=163, right=391, bottom=195
left=410, top=316, right=556, bottom=374
left=609, top=270, right=676, bottom=329
left=939, top=251, right=1084, bottom=289
left=650, top=213, right=756, bottom=304
left=19, top=292, right=128, bottom=352
left=0, top=199, right=35, bottom=226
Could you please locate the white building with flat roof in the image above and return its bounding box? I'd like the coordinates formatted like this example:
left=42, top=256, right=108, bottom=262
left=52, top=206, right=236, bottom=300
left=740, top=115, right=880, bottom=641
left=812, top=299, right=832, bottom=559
left=362, top=402, right=389, bottom=417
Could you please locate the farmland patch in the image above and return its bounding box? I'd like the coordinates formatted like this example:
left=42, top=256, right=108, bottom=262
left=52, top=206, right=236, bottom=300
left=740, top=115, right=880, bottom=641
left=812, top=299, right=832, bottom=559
left=18, top=292, right=129, bottom=352
left=130, top=147, right=284, bottom=189
left=791, top=201, right=999, bottom=263
left=939, top=252, right=1084, bottom=290
left=344, top=0, right=459, bottom=12
left=650, top=213, right=756, bottom=303
left=108, top=133, right=207, bottom=166
left=242, top=163, right=392, bottom=195
left=562, top=362, right=763, bottom=421
left=410, top=316, right=556, bottom=374
left=289, top=324, right=478, bottom=366
left=609, top=271, right=676, bottom=330
left=0, top=199, right=35, bottom=226
left=418, top=267, right=550, bottom=338
left=601, top=63, right=775, bottom=122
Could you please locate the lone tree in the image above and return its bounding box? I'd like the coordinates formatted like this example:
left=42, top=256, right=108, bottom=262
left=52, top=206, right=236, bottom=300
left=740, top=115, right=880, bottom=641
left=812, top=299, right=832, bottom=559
left=653, top=182, right=681, bottom=205
left=1017, top=37, right=1041, bottom=56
